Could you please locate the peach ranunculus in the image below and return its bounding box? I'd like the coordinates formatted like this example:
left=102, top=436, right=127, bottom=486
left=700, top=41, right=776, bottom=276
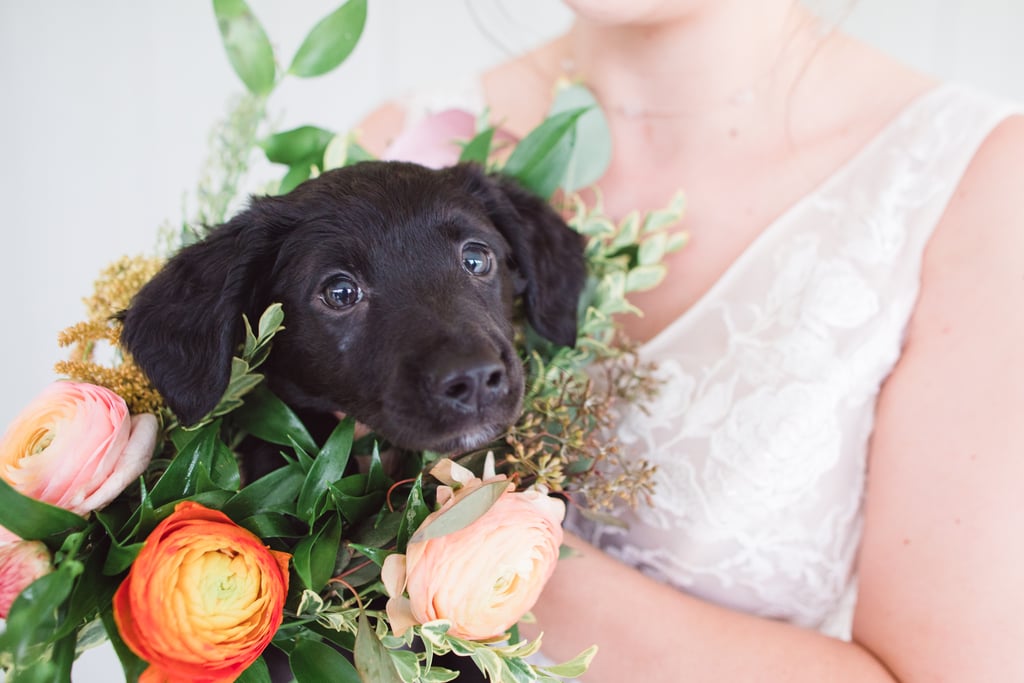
left=0, top=381, right=158, bottom=543
left=113, top=501, right=291, bottom=683
left=0, top=540, right=53, bottom=618
left=382, top=455, right=565, bottom=641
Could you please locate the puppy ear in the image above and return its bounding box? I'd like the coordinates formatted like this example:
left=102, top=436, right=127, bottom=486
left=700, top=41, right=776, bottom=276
left=119, top=204, right=281, bottom=425
left=457, top=163, right=587, bottom=347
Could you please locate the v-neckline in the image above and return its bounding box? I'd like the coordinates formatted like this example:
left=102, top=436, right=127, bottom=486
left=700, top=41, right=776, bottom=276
left=638, top=82, right=952, bottom=353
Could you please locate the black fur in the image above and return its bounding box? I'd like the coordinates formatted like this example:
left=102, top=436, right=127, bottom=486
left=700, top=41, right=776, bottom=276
left=120, top=161, right=586, bottom=454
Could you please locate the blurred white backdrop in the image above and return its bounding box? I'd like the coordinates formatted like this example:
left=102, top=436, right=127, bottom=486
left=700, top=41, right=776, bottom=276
left=0, top=0, right=1022, bottom=680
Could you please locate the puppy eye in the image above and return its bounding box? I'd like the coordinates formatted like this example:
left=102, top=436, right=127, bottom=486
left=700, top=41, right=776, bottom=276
left=461, top=243, right=493, bottom=276
left=321, top=276, right=363, bottom=309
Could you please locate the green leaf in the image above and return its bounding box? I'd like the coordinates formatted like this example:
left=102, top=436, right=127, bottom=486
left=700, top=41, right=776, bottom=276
left=539, top=645, right=599, bottom=678
left=329, top=476, right=384, bottom=524
left=149, top=421, right=222, bottom=506
left=101, top=608, right=149, bottom=683
left=502, top=107, right=589, bottom=198
left=347, top=542, right=392, bottom=567
left=395, top=475, right=429, bottom=552
left=261, top=126, right=336, bottom=165
left=212, top=0, right=276, bottom=95
left=279, top=164, right=313, bottom=195
left=230, top=384, right=317, bottom=454
left=365, top=443, right=386, bottom=493
left=549, top=83, right=611, bottom=192
left=256, top=302, right=285, bottom=343
left=289, top=637, right=362, bottom=683
left=224, top=462, right=305, bottom=518
left=637, top=231, right=668, bottom=266
left=469, top=644, right=506, bottom=683
left=102, top=539, right=144, bottom=576
left=236, top=656, right=272, bottom=683
left=0, top=562, right=81, bottom=667
left=610, top=211, right=641, bottom=249
left=292, top=514, right=342, bottom=590
left=289, top=0, right=367, bottom=78
left=410, top=479, right=508, bottom=543
left=236, top=511, right=303, bottom=539
left=297, top=418, right=355, bottom=522
left=666, top=230, right=690, bottom=253
left=625, top=264, right=667, bottom=292
left=49, top=631, right=77, bottom=683
left=0, top=478, right=87, bottom=540
left=56, top=547, right=115, bottom=640
left=458, top=127, right=495, bottom=165
left=354, top=613, right=404, bottom=683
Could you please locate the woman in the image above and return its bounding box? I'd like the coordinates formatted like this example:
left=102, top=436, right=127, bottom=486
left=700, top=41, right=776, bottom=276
left=362, top=1, right=1024, bottom=680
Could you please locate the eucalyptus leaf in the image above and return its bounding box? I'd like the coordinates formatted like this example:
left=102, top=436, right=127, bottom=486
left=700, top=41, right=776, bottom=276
left=289, top=637, right=362, bottom=683
left=548, top=83, right=612, bottom=192
left=354, top=613, right=404, bottom=683
left=502, top=107, right=589, bottom=198
left=0, top=478, right=87, bottom=541
left=410, top=479, right=508, bottom=543
left=212, top=0, right=276, bottom=95
left=289, top=0, right=368, bottom=78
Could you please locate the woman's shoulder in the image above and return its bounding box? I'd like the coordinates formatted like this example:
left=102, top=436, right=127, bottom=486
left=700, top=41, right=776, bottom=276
left=923, top=109, right=1024, bottom=298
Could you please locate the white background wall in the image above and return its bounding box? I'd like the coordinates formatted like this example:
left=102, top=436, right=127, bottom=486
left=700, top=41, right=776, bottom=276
left=0, top=1, right=1022, bottom=680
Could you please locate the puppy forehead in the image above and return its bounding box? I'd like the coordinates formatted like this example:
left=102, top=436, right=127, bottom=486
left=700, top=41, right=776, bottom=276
left=272, top=193, right=505, bottom=282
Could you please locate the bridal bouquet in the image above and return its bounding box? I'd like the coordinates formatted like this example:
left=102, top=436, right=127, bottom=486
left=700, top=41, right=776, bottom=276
left=0, top=2, right=685, bottom=681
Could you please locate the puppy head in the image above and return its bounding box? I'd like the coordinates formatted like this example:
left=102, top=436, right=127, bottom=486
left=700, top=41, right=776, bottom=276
left=119, top=161, right=585, bottom=453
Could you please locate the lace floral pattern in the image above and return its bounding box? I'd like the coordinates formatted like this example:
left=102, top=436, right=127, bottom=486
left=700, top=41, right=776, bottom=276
left=400, top=80, right=1017, bottom=645
left=568, top=84, right=1019, bottom=639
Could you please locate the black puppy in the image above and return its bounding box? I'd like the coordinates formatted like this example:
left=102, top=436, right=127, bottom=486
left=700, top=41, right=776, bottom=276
left=120, top=160, right=585, bottom=454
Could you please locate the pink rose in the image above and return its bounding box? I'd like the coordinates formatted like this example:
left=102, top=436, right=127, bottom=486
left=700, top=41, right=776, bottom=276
left=382, top=457, right=565, bottom=640
left=0, top=382, right=158, bottom=543
left=382, top=108, right=517, bottom=169
left=0, top=540, right=53, bottom=618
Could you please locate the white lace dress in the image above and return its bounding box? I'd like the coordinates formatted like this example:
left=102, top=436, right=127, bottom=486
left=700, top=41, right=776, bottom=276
left=398, top=82, right=1019, bottom=640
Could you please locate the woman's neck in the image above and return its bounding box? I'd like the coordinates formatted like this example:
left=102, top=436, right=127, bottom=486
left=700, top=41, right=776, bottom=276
left=559, top=2, right=828, bottom=124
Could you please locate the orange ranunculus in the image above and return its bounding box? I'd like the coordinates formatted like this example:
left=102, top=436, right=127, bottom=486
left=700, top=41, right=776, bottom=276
left=382, top=456, right=565, bottom=641
left=0, top=381, right=157, bottom=543
left=0, top=540, right=53, bottom=618
left=113, top=501, right=291, bottom=683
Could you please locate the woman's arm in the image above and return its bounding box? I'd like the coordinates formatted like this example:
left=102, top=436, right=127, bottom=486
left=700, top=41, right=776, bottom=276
left=528, top=530, right=895, bottom=681
left=852, top=115, right=1024, bottom=681
left=526, top=117, right=1024, bottom=682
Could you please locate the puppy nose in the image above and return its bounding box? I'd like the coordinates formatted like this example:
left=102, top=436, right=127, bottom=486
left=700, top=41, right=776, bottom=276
left=436, top=361, right=507, bottom=411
